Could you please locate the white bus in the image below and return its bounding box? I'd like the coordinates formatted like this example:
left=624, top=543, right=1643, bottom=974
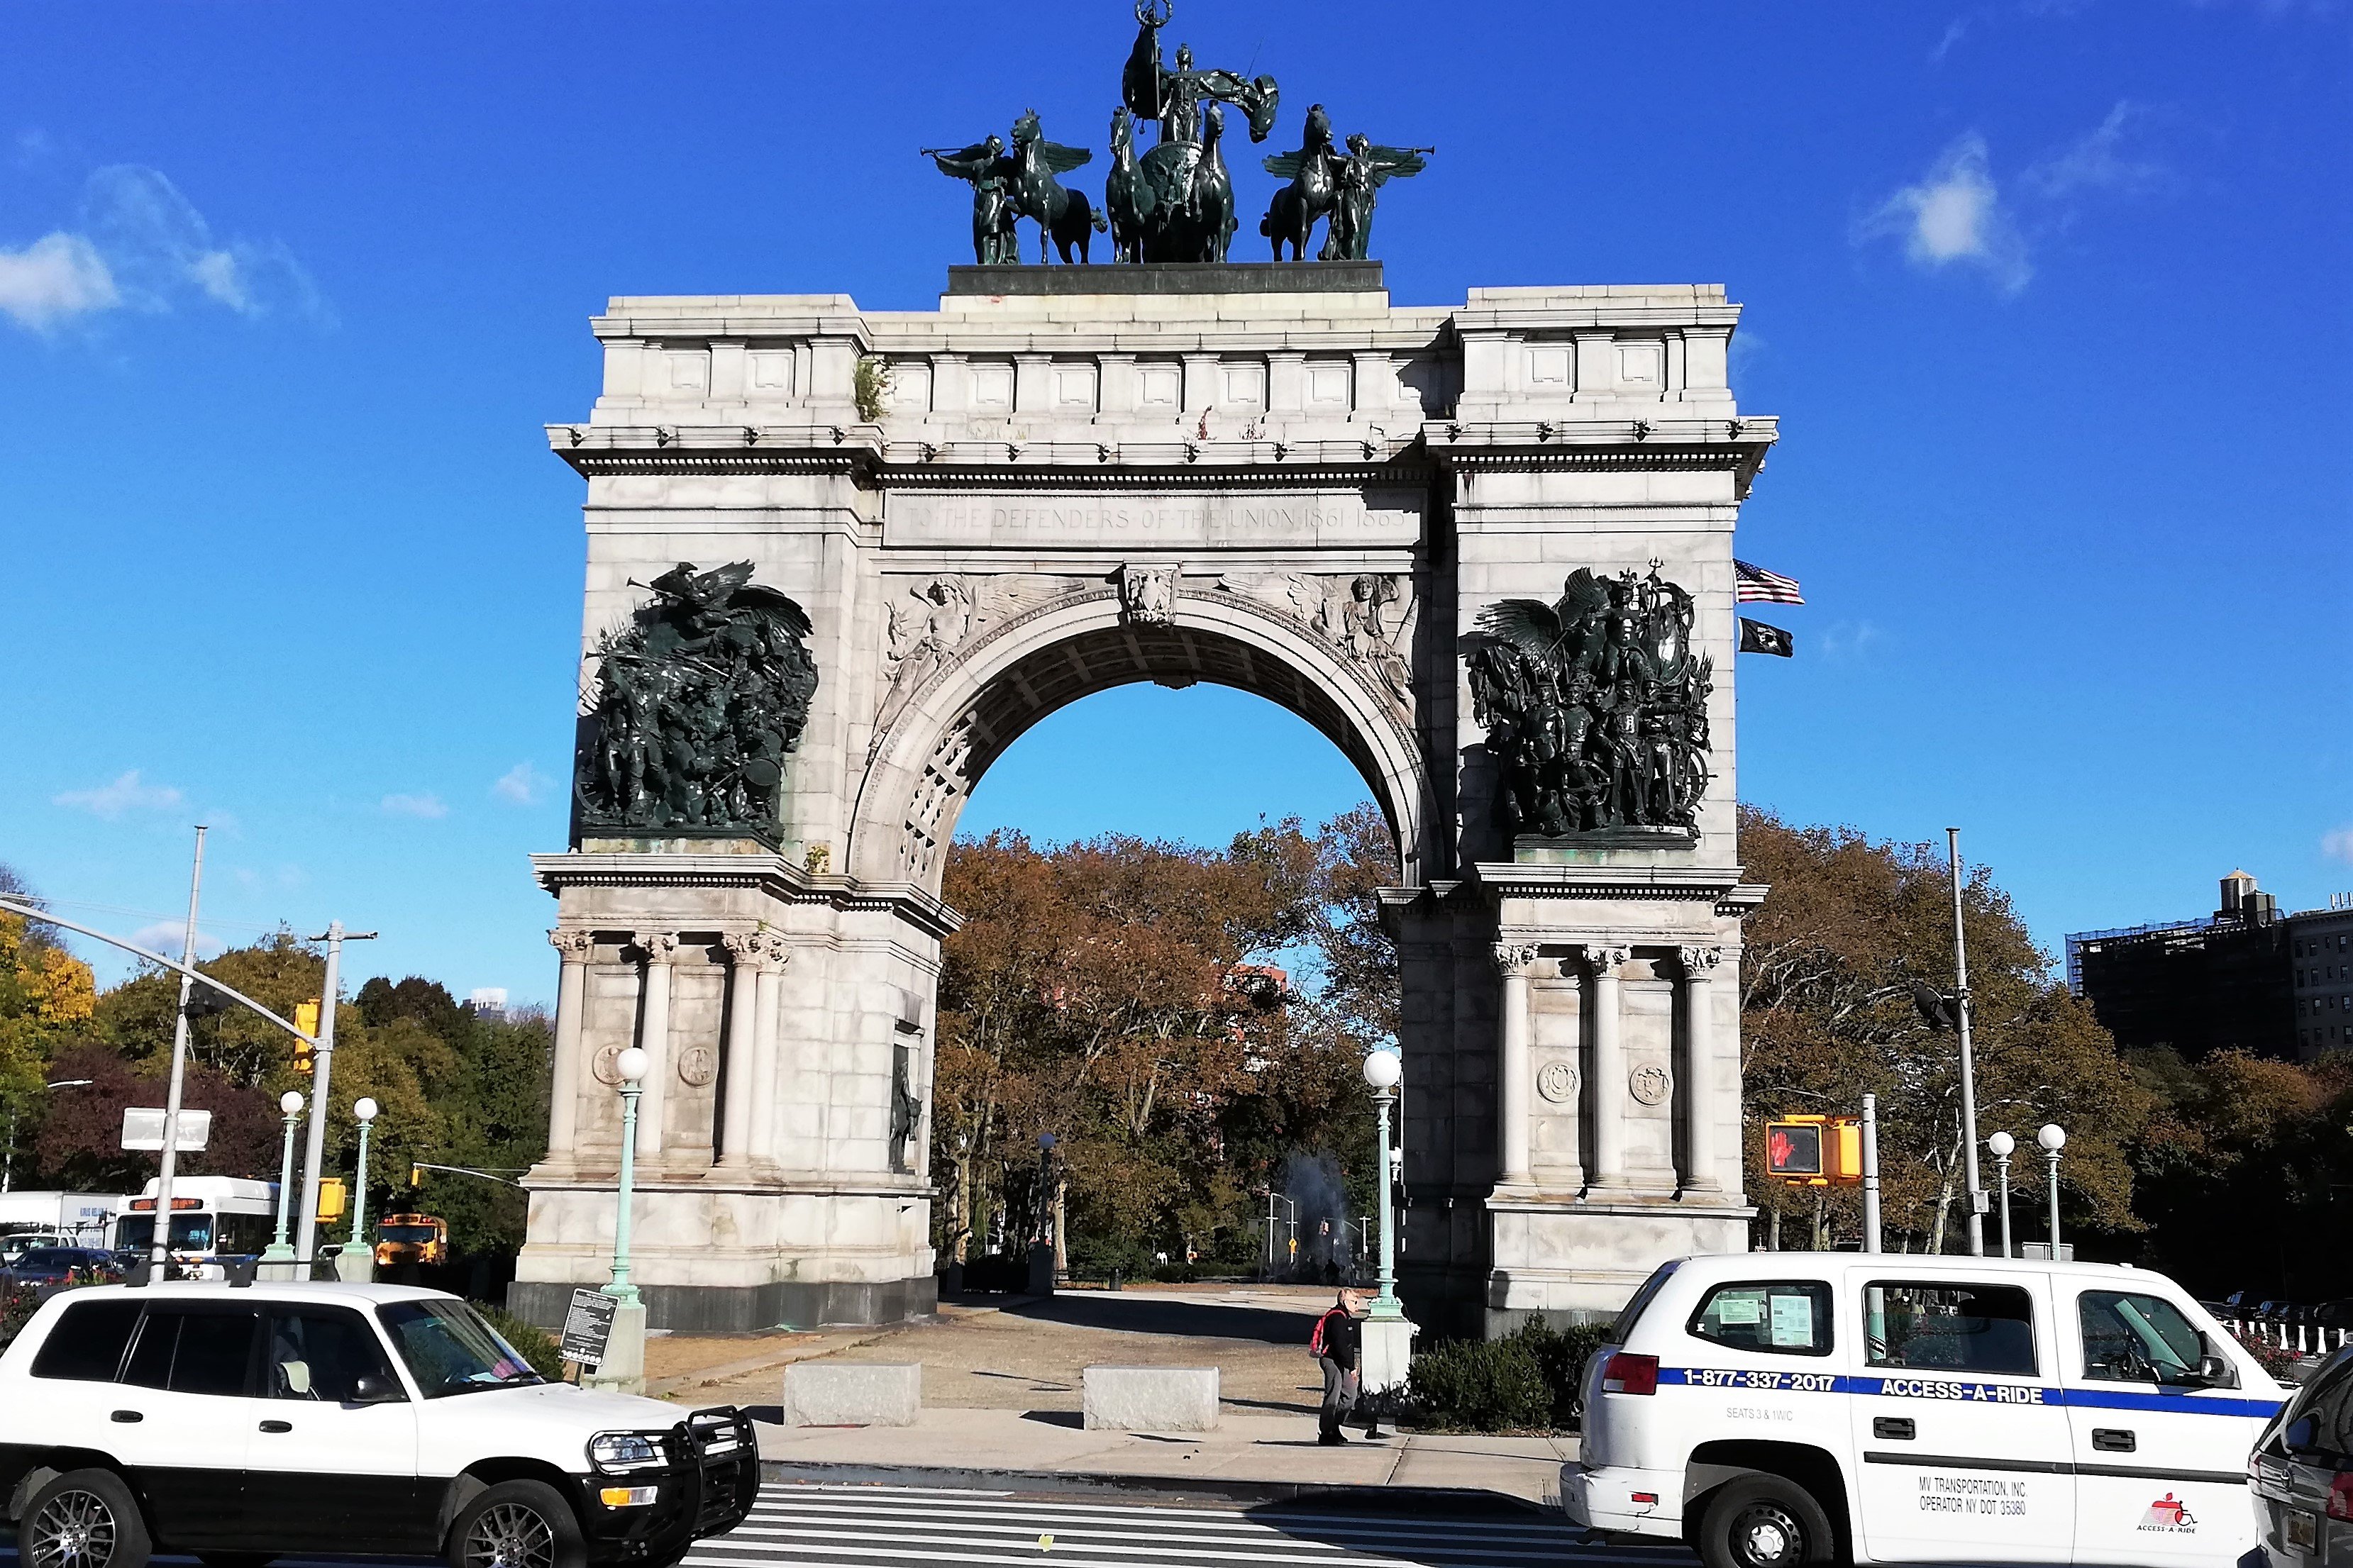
left=111, top=1177, right=277, bottom=1277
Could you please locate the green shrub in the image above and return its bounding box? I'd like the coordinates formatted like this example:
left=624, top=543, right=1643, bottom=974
left=476, top=1301, right=567, bottom=1381
left=1405, top=1317, right=1612, bottom=1433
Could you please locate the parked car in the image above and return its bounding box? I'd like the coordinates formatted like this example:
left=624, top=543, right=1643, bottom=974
left=2250, top=1342, right=2353, bottom=1566
left=0, top=1247, right=123, bottom=1288
left=0, top=1280, right=756, bottom=1568
left=0, top=1230, right=72, bottom=1267
left=1562, top=1251, right=2288, bottom=1567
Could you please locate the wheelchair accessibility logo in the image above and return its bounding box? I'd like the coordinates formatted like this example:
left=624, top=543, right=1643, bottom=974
left=2139, top=1494, right=2198, bottom=1534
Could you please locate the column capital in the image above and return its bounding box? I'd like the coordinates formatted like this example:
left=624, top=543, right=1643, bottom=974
left=1490, top=940, right=1541, bottom=977
left=1585, top=945, right=1633, bottom=975
left=634, top=932, right=679, bottom=965
left=548, top=928, right=595, bottom=960
left=1678, top=943, right=1725, bottom=976
left=756, top=931, right=793, bottom=971
left=720, top=930, right=760, bottom=964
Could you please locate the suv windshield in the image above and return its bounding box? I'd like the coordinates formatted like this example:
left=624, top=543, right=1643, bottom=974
left=375, top=1300, right=543, bottom=1396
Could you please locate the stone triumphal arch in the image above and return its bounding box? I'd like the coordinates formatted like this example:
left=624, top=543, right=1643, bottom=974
left=513, top=265, right=1776, bottom=1336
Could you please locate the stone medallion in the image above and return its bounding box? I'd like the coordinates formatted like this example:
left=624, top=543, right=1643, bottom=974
left=1628, top=1063, right=1672, bottom=1106
left=677, top=1045, right=719, bottom=1087
left=590, top=1043, right=624, bottom=1086
left=1535, top=1060, right=1578, bottom=1105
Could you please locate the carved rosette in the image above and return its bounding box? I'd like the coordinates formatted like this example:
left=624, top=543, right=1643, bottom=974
left=1535, top=1060, right=1579, bottom=1105
left=1628, top=1063, right=1673, bottom=1106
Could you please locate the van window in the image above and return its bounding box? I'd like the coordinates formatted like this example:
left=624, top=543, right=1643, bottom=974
left=2078, top=1291, right=2205, bottom=1384
left=1863, top=1281, right=2037, bottom=1377
left=1690, top=1281, right=1833, bottom=1355
left=29, top=1299, right=144, bottom=1381
left=1610, top=1260, right=1682, bottom=1344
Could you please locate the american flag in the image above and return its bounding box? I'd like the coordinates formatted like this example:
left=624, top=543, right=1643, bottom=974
left=1734, top=560, right=1805, bottom=605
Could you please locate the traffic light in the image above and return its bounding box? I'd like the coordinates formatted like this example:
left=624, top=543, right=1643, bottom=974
left=181, top=982, right=233, bottom=1022
left=410, top=1164, right=426, bottom=1187
left=293, top=1000, right=320, bottom=1075
left=1764, top=1116, right=1864, bottom=1186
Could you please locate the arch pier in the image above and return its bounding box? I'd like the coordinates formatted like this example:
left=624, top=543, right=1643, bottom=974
left=514, top=265, right=1775, bottom=1335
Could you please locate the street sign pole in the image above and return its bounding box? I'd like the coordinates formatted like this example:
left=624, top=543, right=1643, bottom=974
left=151, top=826, right=207, bottom=1272
left=1949, top=828, right=1988, bottom=1258
left=294, top=921, right=376, bottom=1267
left=1860, top=1093, right=1883, bottom=1254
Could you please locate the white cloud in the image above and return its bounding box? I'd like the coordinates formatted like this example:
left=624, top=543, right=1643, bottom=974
left=2020, top=102, right=2163, bottom=199
left=492, top=762, right=550, bottom=806
left=2325, top=827, right=2353, bottom=866
left=1856, top=133, right=2032, bottom=294
left=1930, top=16, right=1973, bottom=60
left=382, top=793, right=449, bottom=820
left=129, top=921, right=226, bottom=960
left=0, top=232, right=119, bottom=330
left=0, top=162, right=326, bottom=335
left=1817, top=621, right=1886, bottom=663
left=52, top=769, right=184, bottom=819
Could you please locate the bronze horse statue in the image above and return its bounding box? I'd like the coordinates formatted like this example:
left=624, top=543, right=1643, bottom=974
left=1105, top=108, right=1152, bottom=265
left=1261, top=103, right=1341, bottom=260
left=1005, top=109, right=1106, bottom=264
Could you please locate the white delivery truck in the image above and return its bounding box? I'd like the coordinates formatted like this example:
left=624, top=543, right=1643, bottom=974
left=1562, top=1252, right=2287, bottom=1568
left=0, top=1191, right=129, bottom=1251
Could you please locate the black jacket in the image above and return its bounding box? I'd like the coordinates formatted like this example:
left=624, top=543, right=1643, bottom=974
left=1315, top=1307, right=1359, bottom=1370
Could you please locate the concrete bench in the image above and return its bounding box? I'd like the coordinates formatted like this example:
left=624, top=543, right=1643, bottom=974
left=1081, top=1365, right=1219, bottom=1432
left=780, top=1361, right=921, bottom=1428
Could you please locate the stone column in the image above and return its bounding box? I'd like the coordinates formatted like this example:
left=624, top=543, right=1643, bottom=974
left=633, top=933, right=678, bottom=1161
left=546, top=929, right=595, bottom=1160
left=1678, top=944, right=1725, bottom=1194
left=1586, top=946, right=1632, bottom=1189
left=1492, top=942, right=1540, bottom=1186
left=747, top=934, right=790, bottom=1164
left=717, top=933, right=762, bottom=1168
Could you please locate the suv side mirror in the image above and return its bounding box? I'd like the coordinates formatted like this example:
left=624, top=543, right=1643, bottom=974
left=351, top=1374, right=406, bottom=1405
left=2193, top=1352, right=2239, bottom=1389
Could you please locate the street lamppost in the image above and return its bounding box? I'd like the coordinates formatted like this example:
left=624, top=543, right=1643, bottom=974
left=2037, top=1123, right=2067, bottom=1258
left=262, top=1091, right=305, bottom=1277
left=1986, top=1131, right=2016, bottom=1260
left=1357, top=1049, right=1416, bottom=1435
left=338, top=1098, right=379, bottom=1281
left=1947, top=828, right=1988, bottom=1257
left=585, top=1047, right=650, bottom=1396
left=2, top=1078, right=94, bottom=1195
left=1361, top=1050, right=1404, bottom=1321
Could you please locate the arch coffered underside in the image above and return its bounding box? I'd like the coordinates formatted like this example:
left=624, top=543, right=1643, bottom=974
left=848, top=587, right=1433, bottom=897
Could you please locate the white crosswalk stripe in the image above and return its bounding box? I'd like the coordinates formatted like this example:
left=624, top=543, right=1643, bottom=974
left=678, top=1483, right=1698, bottom=1568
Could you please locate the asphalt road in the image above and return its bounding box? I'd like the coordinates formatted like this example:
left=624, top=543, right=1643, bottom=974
left=0, top=1481, right=1699, bottom=1568
left=686, top=1482, right=1699, bottom=1567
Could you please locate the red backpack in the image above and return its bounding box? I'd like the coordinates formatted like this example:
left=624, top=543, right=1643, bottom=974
left=1310, top=1308, right=1336, bottom=1356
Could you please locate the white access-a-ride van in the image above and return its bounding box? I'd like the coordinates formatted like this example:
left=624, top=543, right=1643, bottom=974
left=1561, top=1252, right=2286, bottom=1568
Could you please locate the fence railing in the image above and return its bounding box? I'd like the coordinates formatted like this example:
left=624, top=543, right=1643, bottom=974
left=2218, top=1313, right=2350, bottom=1359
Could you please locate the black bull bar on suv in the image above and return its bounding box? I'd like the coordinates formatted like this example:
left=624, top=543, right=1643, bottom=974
left=582, top=1406, right=758, bottom=1564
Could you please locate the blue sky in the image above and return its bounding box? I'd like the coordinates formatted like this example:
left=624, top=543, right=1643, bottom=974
left=3, top=1, right=2347, bottom=1004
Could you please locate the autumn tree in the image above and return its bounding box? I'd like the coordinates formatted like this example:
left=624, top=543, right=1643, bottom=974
left=0, top=866, right=101, bottom=1184
left=1738, top=806, right=2145, bottom=1252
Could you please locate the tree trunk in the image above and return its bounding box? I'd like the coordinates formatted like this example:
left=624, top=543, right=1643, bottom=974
left=1812, top=1192, right=1827, bottom=1251
left=951, top=1143, right=974, bottom=1264
left=1051, top=1176, right=1068, bottom=1281
left=1930, top=1178, right=1954, bottom=1255
left=1768, top=1205, right=1782, bottom=1251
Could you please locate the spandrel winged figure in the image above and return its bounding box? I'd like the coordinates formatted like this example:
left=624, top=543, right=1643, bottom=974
left=1326, top=134, right=1430, bottom=262
left=1466, top=567, right=1712, bottom=839
left=575, top=560, right=819, bottom=840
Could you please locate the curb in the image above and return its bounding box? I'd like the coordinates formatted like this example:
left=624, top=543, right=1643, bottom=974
left=758, top=1458, right=1553, bottom=1517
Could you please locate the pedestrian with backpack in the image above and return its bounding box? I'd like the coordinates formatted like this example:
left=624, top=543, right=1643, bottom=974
left=1311, top=1288, right=1365, bottom=1445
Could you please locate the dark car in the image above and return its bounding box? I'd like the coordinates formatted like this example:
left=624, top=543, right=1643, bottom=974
left=0, top=1247, right=123, bottom=1287
left=2252, top=1342, right=2353, bottom=1565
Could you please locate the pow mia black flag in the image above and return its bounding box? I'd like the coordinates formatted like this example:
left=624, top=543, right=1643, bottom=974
left=1739, top=617, right=1795, bottom=657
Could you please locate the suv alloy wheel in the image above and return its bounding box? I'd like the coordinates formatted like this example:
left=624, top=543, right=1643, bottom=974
left=447, top=1480, right=586, bottom=1568
left=21, top=1469, right=153, bottom=1568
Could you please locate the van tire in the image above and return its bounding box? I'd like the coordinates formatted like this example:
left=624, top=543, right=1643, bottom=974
left=20, top=1467, right=152, bottom=1568
left=1695, top=1474, right=1835, bottom=1568
left=445, top=1480, right=585, bottom=1568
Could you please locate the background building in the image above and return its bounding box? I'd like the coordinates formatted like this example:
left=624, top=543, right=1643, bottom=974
left=2068, top=872, right=2352, bottom=1062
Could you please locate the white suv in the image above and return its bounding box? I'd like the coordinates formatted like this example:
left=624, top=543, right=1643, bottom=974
left=0, top=1280, right=755, bottom=1568
left=1563, top=1252, right=2287, bottom=1567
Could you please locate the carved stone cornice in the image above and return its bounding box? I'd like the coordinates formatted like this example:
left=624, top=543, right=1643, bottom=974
left=531, top=852, right=963, bottom=941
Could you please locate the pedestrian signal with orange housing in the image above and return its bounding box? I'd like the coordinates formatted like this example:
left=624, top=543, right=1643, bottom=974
left=1764, top=1115, right=1864, bottom=1186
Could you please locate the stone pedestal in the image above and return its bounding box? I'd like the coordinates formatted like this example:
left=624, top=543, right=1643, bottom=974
left=524, top=265, right=1776, bottom=1336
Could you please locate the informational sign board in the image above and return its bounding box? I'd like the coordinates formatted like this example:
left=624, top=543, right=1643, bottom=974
left=120, top=1108, right=212, bottom=1152
left=560, top=1289, right=618, bottom=1369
